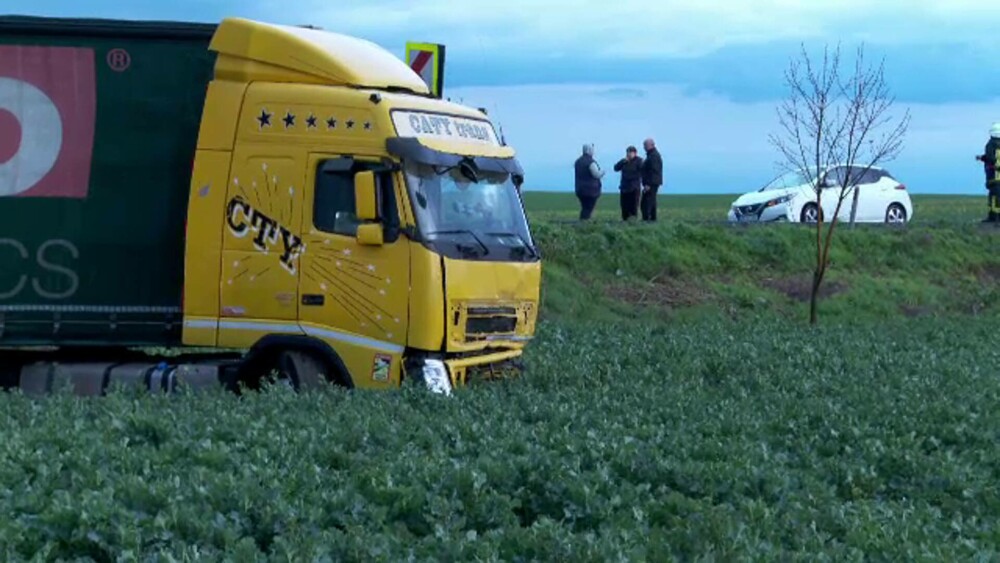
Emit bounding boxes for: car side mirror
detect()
[356,223,384,246]
[354,171,378,221]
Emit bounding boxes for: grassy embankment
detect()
[522,192,1000,323]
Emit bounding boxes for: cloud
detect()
[11,1,1000,103]
[262,0,1000,58]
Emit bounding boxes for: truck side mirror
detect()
[356,223,384,246]
[355,171,378,221]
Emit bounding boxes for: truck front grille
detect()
[466,316,517,336]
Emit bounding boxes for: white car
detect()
[727,165,913,224]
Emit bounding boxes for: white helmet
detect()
[992,122,1000,139]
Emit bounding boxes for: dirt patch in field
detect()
[761,275,849,302]
[973,263,1000,283]
[900,305,932,318]
[605,276,713,309]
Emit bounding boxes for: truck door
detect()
[219,151,305,348]
[297,155,411,386]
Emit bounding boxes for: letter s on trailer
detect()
[0,16,539,395]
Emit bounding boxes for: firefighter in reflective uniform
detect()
[976,122,1000,223]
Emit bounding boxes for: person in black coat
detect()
[640,138,663,221]
[574,143,605,220]
[613,146,643,220]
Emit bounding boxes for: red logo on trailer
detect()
[0,45,96,198]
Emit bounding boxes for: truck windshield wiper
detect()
[486,232,539,259]
[426,229,490,256]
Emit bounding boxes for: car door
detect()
[832,166,878,222]
[849,167,889,222]
[819,166,846,220]
[840,166,869,221]
[872,169,901,221]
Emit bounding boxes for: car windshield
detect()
[761,167,819,191]
[403,160,535,260]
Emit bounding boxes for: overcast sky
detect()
[9,0,1000,193]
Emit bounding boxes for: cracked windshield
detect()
[404,161,534,257]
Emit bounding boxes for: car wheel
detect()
[885,203,907,224]
[800,204,821,223]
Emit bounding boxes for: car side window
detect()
[314,161,401,241]
[853,167,881,185]
[824,167,847,187]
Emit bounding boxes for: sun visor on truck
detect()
[386,137,524,176]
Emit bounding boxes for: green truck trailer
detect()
[0,17,215,346]
[0,17,223,391]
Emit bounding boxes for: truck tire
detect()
[251,349,329,392]
[274,350,328,391]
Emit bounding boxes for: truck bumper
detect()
[445,349,523,387]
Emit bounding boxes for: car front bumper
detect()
[728,203,792,223]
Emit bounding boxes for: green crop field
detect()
[3,193,1000,559]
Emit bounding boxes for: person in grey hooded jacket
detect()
[574,143,605,220]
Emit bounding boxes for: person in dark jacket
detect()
[976,123,1000,223]
[574,143,604,220]
[613,146,643,220]
[640,138,663,221]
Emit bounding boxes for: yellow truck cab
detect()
[0,16,540,395]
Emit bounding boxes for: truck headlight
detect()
[421,359,452,396]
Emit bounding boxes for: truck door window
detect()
[314,162,399,241]
[314,168,359,236]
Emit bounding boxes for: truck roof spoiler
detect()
[387,137,523,176]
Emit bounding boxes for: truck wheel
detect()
[260,350,328,392]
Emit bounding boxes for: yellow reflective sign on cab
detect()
[405,42,445,98]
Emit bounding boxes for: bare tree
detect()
[769,44,910,325]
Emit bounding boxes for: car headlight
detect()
[766,195,794,207]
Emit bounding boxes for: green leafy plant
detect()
[2,317,1000,559]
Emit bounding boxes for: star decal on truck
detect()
[257,109,272,129]
[283,111,295,129]
[326,117,337,129]
[346,119,355,129]
[306,114,318,129]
